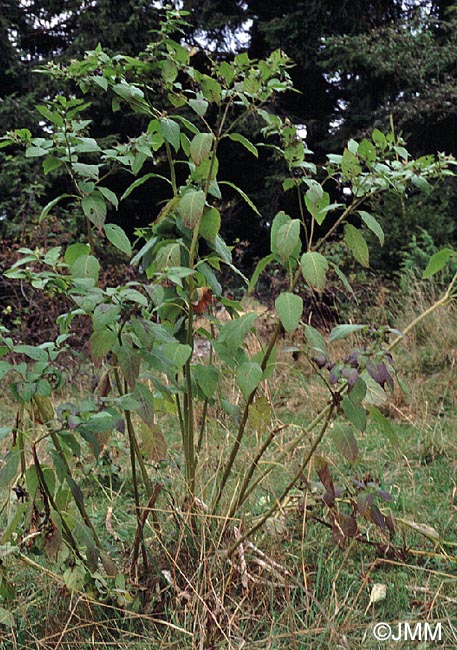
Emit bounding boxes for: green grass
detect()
[0,292,456,649]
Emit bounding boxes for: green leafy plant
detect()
[1,8,456,613]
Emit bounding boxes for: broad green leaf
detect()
[360,370,387,406]
[304,181,330,225]
[25,146,48,157]
[81,194,106,228]
[160,118,180,152]
[0,449,19,486]
[13,345,47,361]
[218,312,257,351]
[161,59,178,83]
[74,137,101,153]
[199,75,222,103]
[90,328,117,358]
[411,174,432,194]
[358,211,384,245]
[275,292,303,333]
[304,325,327,355]
[155,242,181,269]
[162,343,192,369]
[342,394,367,432]
[194,365,219,399]
[228,133,258,157]
[103,223,132,256]
[341,148,361,179]
[270,211,291,259]
[344,224,369,267]
[329,324,366,342]
[133,383,155,426]
[218,60,235,85]
[98,186,119,209]
[43,156,63,175]
[276,219,301,262]
[248,396,272,431]
[117,344,140,388]
[199,207,220,242]
[64,242,90,265]
[300,251,328,291]
[71,255,100,282]
[219,181,261,216]
[178,189,205,228]
[331,424,358,463]
[72,163,99,180]
[93,304,121,330]
[189,98,209,116]
[423,248,454,278]
[372,129,387,150]
[237,361,262,399]
[357,138,376,164]
[369,406,401,450]
[190,132,213,165]
[118,288,148,306]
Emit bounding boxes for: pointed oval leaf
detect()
[329,324,366,342]
[194,365,219,399]
[81,194,106,228]
[155,242,181,270]
[64,242,90,266]
[199,207,220,242]
[218,312,257,352]
[98,186,118,210]
[276,219,301,262]
[300,251,328,291]
[423,248,454,279]
[189,98,209,117]
[160,118,180,152]
[133,383,155,426]
[358,211,384,245]
[70,254,100,283]
[178,189,206,228]
[117,344,140,388]
[103,223,132,256]
[228,133,258,157]
[190,132,213,166]
[162,343,192,369]
[73,163,99,180]
[237,361,263,399]
[331,424,358,463]
[345,224,369,268]
[275,292,303,333]
[90,328,117,358]
[304,325,327,355]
